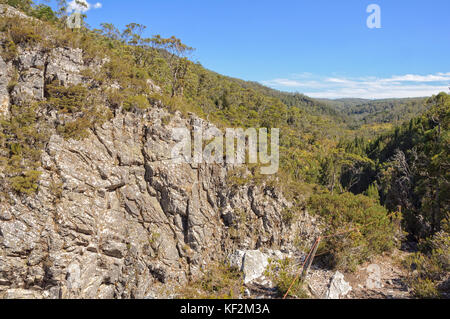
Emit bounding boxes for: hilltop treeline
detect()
[1,0,448,298]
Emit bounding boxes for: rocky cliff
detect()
[0,9,320,298]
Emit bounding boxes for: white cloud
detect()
[67,0,103,13]
[266,79,309,87]
[380,73,450,83]
[325,78,353,84]
[261,72,450,99]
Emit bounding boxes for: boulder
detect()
[325,271,352,299]
[46,47,84,86]
[242,250,269,284]
[366,264,382,289]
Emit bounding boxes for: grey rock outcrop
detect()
[0,4,31,19]
[147,79,162,94]
[228,249,270,284]
[241,250,269,284]
[9,45,86,105]
[11,54,45,103]
[325,271,352,299]
[46,47,84,86]
[228,250,246,270]
[366,264,382,289]
[0,56,10,118]
[0,103,319,298]
[228,249,291,285]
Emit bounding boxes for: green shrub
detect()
[404,231,449,298]
[4,17,42,45]
[281,207,297,225]
[45,82,111,140]
[1,40,18,62]
[56,118,91,140]
[31,4,57,23]
[178,263,244,299]
[410,278,440,299]
[46,82,88,113]
[9,170,41,194]
[265,258,309,299]
[106,89,125,108]
[123,94,150,111]
[308,192,400,271]
[1,103,47,194]
[0,0,32,13]
[365,182,380,202]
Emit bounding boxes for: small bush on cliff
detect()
[265,258,309,299]
[45,81,88,113]
[9,170,41,194]
[123,94,150,111]
[403,231,450,298]
[1,40,18,62]
[178,263,244,299]
[0,0,33,13]
[45,81,112,140]
[56,117,91,140]
[308,192,400,271]
[281,207,296,225]
[0,16,43,45]
[30,4,57,22]
[0,103,47,194]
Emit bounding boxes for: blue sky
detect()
[41,0,450,99]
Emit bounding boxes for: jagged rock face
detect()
[0,39,320,299]
[0,56,11,118]
[325,271,352,299]
[0,4,30,19]
[9,46,85,105]
[241,251,269,284]
[46,47,84,86]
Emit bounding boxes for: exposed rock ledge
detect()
[0,107,320,299]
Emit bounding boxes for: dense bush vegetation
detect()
[0,103,47,194]
[265,258,309,298]
[177,263,244,299]
[339,93,450,294]
[318,97,428,127]
[403,230,449,298]
[308,192,400,271]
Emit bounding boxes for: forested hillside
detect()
[319,97,428,127]
[0,0,448,299]
[337,93,450,297]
